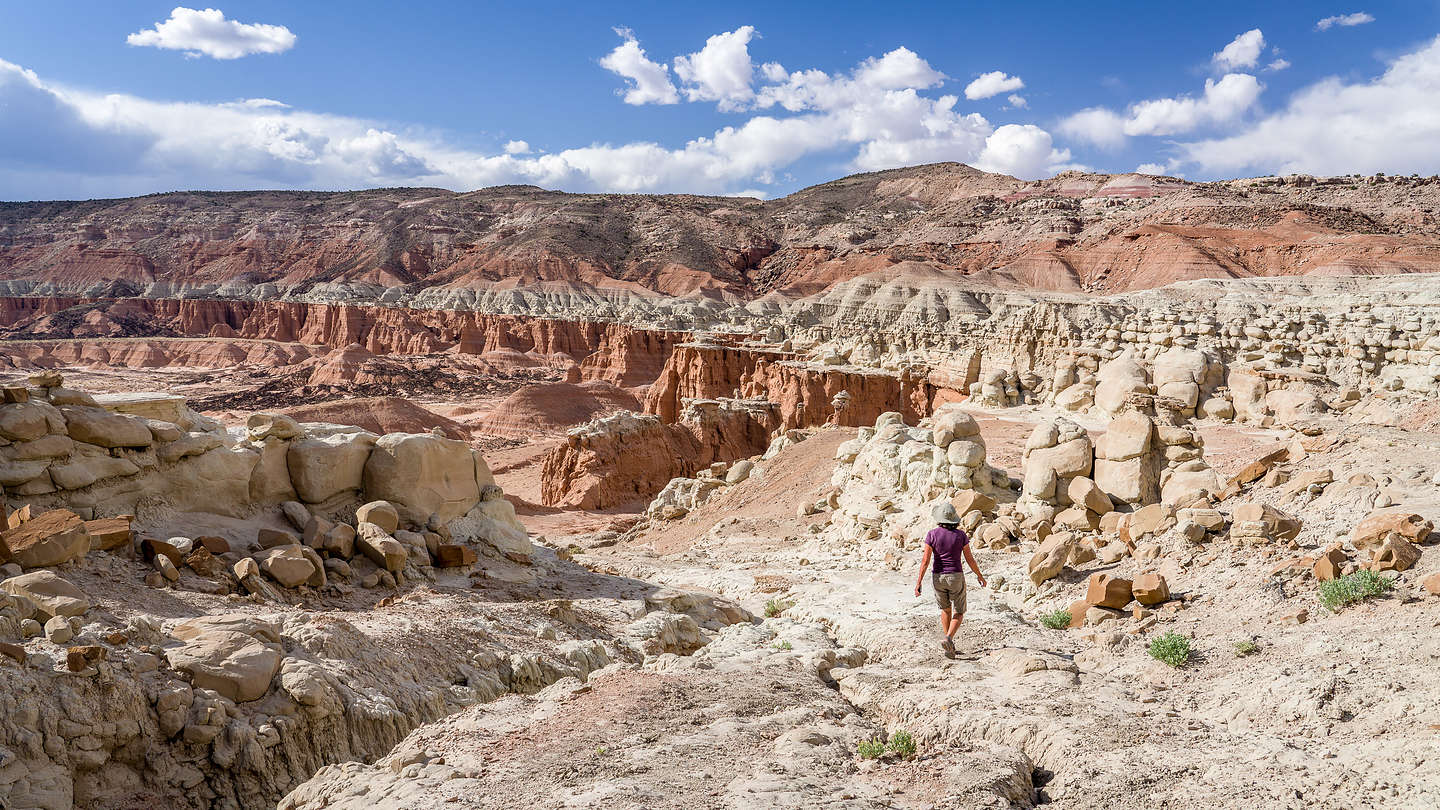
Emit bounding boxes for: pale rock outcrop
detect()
[541,400,774,510]
[1094,351,1151,415]
[829,409,1007,555]
[288,430,379,504]
[449,486,532,563]
[356,523,407,572]
[0,509,90,568]
[362,433,488,523]
[167,629,282,703]
[0,569,89,619]
[1151,347,1217,414]
[255,545,320,588]
[60,406,153,448]
[1020,417,1092,506]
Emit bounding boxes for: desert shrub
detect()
[857,738,886,759]
[772,640,793,650]
[1039,609,1071,630]
[886,730,918,759]
[1318,570,1394,612]
[764,599,793,618]
[1148,632,1191,668]
[1233,640,1259,657]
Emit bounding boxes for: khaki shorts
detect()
[933,572,967,614]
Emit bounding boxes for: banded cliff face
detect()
[2,163,1440,439]
[0,297,683,387]
[4,164,1440,307]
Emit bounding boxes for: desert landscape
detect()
[0,162,1438,810]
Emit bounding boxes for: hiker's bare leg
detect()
[938,609,951,636]
[946,614,963,639]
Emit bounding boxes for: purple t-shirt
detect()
[925,526,969,575]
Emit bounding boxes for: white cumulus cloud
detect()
[964,71,1024,100]
[1213,29,1265,71]
[673,26,758,111]
[975,124,1067,178]
[599,28,678,105]
[1134,162,1167,174]
[1123,73,1263,136]
[1181,34,1440,176]
[1317,12,1374,31]
[1006,94,1027,108]
[126,7,296,60]
[1267,58,1291,72]
[0,27,1078,201]
[1057,107,1127,149]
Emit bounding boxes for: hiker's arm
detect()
[963,544,986,588]
[914,545,932,596]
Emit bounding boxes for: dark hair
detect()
[938,523,958,531]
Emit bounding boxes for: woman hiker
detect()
[914,503,986,657]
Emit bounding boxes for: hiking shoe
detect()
[941,636,956,657]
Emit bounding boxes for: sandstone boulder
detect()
[1,504,90,567]
[50,454,141,490]
[1085,573,1132,609]
[1132,573,1170,605]
[356,523,407,572]
[1093,457,1157,506]
[323,523,357,559]
[1350,508,1433,550]
[1095,351,1151,415]
[0,509,90,568]
[1312,546,1348,581]
[1423,571,1440,596]
[1367,534,1420,573]
[246,412,304,441]
[157,445,260,518]
[931,406,981,446]
[1,570,89,619]
[1128,503,1176,539]
[356,500,400,533]
[1028,532,1075,586]
[449,487,533,564]
[287,431,378,504]
[951,489,996,517]
[84,517,133,551]
[248,437,298,503]
[61,406,153,447]
[435,543,477,567]
[254,546,318,588]
[167,630,281,703]
[281,501,311,531]
[257,528,298,549]
[1067,476,1113,515]
[363,433,486,523]
[1233,503,1302,541]
[0,402,56,442]
[1096,410,1153,462]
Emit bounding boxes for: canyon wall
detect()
[0,297,684,387]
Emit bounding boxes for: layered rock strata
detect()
[539,398,778,509]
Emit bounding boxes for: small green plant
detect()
[595,746,608,755]
[856,738,886,759]
[1318,570,1394,612]
[772,640,793,650]
[1233,640,1259,657]
[764,598,793,618]
[1039,609,1071,630]
[886,730,917,759]
[1148,632,1192,668]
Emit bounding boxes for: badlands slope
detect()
[0,163,1438,809]
[2,163,1439,308]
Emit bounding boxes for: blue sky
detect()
[2,1,1439,200]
